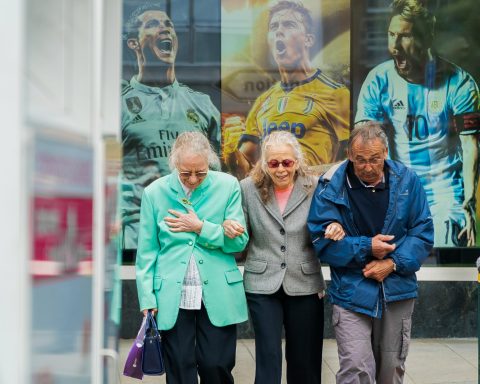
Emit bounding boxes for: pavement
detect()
[119,338,477,384]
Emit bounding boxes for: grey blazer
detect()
[240,175,326,295]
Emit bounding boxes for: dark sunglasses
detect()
[267,159,296,168]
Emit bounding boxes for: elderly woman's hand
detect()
[223,219,245,239]
[324,222,345,241]
[165,209,203,234]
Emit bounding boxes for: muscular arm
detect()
[459,134,479,246]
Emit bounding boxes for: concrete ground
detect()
[119,338,478,384]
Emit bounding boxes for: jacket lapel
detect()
[282,176,312,217]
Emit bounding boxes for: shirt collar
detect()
[346,161,387,190]
[130,76,179,95]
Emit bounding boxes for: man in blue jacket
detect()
[308,122,433,384]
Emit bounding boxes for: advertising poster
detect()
[221,0,351,179]
[352,0,480,249]
[120,0,221,254]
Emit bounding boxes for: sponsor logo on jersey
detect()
[262,120,306,139]
[303,97,314,114]
[392,99,405,110]
[126,97,143,114]
[277,97,288,113]
[186,109,200,124]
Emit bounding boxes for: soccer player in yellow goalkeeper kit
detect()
[224,1,350,179]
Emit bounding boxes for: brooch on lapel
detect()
[180,198,192,206]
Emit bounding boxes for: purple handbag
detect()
[123,317,147,380]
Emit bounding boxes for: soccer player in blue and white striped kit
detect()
[356,0,480,247]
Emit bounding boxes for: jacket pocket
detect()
[244,259,267,274]
[399,318,412,359]
[225,269,243,284]
[153,277,162,291]
[301,261,321,275]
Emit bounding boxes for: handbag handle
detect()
[145,310,160,338]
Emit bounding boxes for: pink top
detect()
[274,185,294,214]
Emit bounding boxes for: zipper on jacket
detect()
[381,281,388,313]
[383,173,399,235]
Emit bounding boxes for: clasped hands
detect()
[363,234,396,282]
[164,209,245,239]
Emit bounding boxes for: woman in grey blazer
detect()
[227,131,344,383]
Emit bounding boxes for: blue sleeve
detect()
[307,181,372,268]
[451,71,480,135]
[390,172,434,274]
[355,68,385,124]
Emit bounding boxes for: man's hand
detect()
[324,222,345,241]
[165,209,203,234]
[371,234,395,259]
[363,259,395,282]
[223,219,245,239]
[459,203,476,246]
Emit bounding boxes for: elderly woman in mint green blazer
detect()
[136,132,249,384]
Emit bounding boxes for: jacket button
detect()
[281,262,286,269]
[188,240,193,246]
[204,280,209,285]
[199,260,204,264]
[280,245,286,252]
[280,228,285,235]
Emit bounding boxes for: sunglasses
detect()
[267,159,296,168]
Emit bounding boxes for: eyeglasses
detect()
[353,157,384,166]
[267,159,296,168]
[179,171,208,178]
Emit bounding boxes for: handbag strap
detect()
[145,310,160,337]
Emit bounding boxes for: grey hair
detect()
[168,132,221,171]
[250,131,309,203]
[260,131,306,173]
[349,121,388,153]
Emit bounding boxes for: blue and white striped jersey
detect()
[356,58,480,246]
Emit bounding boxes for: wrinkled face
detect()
[177,152,208,190]
[349,138,388,185]
[265,144,298,190]
[388,15,427,81]
[267,9,313,69]
[131,10,178,65]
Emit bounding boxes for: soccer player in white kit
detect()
[121,4,220,250]
[356,0,480,247]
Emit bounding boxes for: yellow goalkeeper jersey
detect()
[243,69,350,165]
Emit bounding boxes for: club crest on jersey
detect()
[126,97,143,114]
[429,99,443,113]
[186,109,200,124]
[277,97,288,113]
[303,97,314,114]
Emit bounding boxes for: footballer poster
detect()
[352,0,480,248]
[221,0,351,179]
[120,0,221,254]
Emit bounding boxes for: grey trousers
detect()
[332,299,415,384]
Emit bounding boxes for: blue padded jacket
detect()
[307,160,434,318]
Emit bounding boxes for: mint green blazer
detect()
[136,170,249,330]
